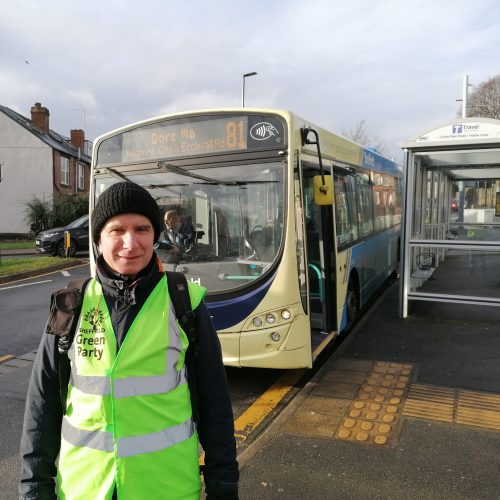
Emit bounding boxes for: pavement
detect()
[1,280,500,499]
[0,247,37,256]
[236,285,500,500]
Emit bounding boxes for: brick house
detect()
[0,102,92,236]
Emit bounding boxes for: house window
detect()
[61,157,69,185]
[78,163,85,190]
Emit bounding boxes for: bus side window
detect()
[334,175,357,248]
[356,175,374,237]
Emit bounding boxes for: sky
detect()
[1,0,499,161]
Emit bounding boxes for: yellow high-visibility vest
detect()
[57,276,205,499]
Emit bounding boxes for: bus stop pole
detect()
[457,74,469,225]
[399,148,413,318]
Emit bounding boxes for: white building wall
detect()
[0,113,53,234]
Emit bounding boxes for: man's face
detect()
[98,213,154,278]
[164,211,180,231]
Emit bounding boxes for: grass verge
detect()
[0,256,79,277]
[0,240,35,250]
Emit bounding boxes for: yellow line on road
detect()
[199,368,305,467]
[0,354,15,364]
[233,368,306,446]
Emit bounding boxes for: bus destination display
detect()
[96,114,286,165]
[122,117,249,162]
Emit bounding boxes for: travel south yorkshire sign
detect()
[415,121,500,143]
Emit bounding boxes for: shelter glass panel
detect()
[409,246,500,300]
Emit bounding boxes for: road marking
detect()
[233,368,306,446]
[61,270,71,277]
[0,354,15,364]
[198,368,306,467]
[0,279,52,291]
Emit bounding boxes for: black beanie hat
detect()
[91,182,161,244]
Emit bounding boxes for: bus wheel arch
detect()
[346,271,360,330]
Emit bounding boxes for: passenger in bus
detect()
[18,182,239,500]
[214,208,230,258]
[157,208,196,263]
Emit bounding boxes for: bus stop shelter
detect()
[399,117,500,318]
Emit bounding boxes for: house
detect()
[0,102,92,237]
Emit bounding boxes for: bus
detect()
[90,108,402,369]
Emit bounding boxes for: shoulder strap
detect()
[165,271,200,423]
[57,277,92,414]
[166,272,197,349]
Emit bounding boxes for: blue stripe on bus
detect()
[340,225,400,332]
[362,149,403,176]
[207,273,276,330]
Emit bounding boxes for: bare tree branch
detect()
[457,75,500,119]
[342,119,386,153]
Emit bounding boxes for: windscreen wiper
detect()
[102,167,130,182]
[193,180,278,186]
[145,183,189,188]
[157,161,218,184]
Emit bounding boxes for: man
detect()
[157,209,196,259]
[19,182,239,499]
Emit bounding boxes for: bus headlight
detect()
[281,309,291,320]
[252,317,263,327]
[270,332,281,342]
[265,313,276,324]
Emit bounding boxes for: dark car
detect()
[35,214,89,257]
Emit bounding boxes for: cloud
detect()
[1,0,499,160]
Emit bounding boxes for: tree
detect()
[24,192,89,236]
[462,75,500,119]
[24,196,52,236]
[52,192,89,227]
[342,120,385,154]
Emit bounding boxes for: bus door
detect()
[302,166,337,337]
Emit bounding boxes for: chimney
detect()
[70,129,85,151]
[30,102,50,134]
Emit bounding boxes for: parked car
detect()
[35,214,89,257]
[450,199,458,212]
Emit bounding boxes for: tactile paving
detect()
[285,359,500,447]
[335,361,413,446]
[457,389,500,430]
[402,384,455,422]
[403,384,500,431]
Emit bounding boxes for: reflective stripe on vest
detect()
[57,276,206,500]
[61,416,196,457]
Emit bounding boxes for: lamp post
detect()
[462,74,469,118]
[242,72,257,107]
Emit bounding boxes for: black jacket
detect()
[19,254,238,499]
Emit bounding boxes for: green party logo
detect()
[84,307,104,330]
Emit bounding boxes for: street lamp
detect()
[242,72,257,107]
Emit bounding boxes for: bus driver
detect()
[157,209,196,261]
